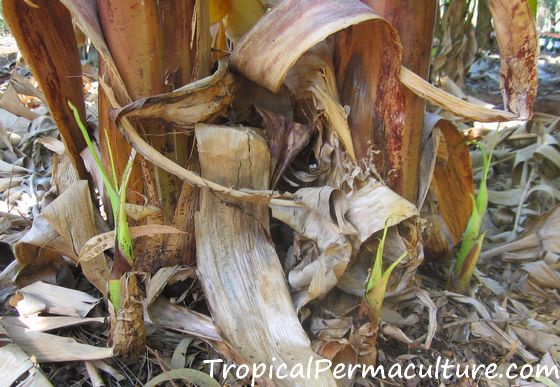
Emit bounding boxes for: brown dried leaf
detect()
[0,84,38,121]
[283,43,355,160]
[488,0,538,119]
[111,59,235,130]
[111,274,145,362]
[4,0,89,179]
[420,114,474,259]
[195,124,336,386]
[10,71,47,104]
[258,108,313,188]
[35,136,65,156]
[14,181,109,294]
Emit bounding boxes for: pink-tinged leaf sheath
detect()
[3,0,89,181]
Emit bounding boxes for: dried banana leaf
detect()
[284,43,355,160]
[111,59,235,130]
[274,181,417,308]
[231,0,404,189]
[1,316,105,332]
[11,281,99,318]
[14,181,109,294]
[481,204,560,260]
[0,317,114,363]
[195,124,336,386]
[272,186,355,310]
[0,324,52,387]
[488,0,538,119]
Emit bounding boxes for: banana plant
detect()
[69,101,134,312]
[365,223,408,315]
[450,141,495,293]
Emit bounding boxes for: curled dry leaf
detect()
[0,324,52,387]
[230,0,399,96]
[77,224,186,265]
[0,317,114,363]
[10,71,47,104]
[10,281,99,318]
[284,42,356,160]
[274,180,417,309]
[488,0,538,120]
[346,180,418,244]
[399,68,518,122]
[111,59,235,130]
[35,136,65,156]
[195,124,336,386]
[258,108,313,188]
[14,181,109,294]
[0,83,39,121]
[272,186,356,309]
[231,0,405,189]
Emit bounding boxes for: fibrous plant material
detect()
[273,180,418,309]
[284,43,356,160]
[195,124,336,386]
[231,0,405,190]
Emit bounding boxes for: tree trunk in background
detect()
[432,0,477,86]
[476,0,494,52]
[97,0,198,269]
